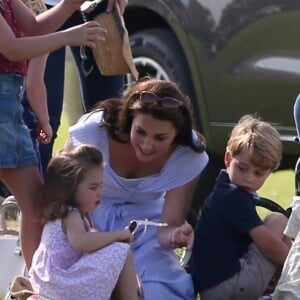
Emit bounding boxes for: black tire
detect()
[127,28,194,102]
[256,197,291,218]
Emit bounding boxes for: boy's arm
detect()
[26,55,53,144]
[249,224,291,265]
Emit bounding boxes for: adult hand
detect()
[106,0,128,15]
[169,222,194,250]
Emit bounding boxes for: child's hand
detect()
[63,21,107,49]
[36,122,53,144]
[106,0,128,15]
[118,228,134,243]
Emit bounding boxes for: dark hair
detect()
[41,144,103,222]
[94,77,205,152]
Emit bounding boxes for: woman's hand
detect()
[169,222,194,250]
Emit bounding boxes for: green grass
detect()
[258,169,295,209]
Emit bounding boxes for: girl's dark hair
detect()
[93,77,205,152]
[41,144,103,222]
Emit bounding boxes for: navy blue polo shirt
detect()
[191,170,263,293]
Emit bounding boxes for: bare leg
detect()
[0,166,44,268]
[111,251,140,300]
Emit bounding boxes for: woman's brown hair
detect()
[94,77,205,153]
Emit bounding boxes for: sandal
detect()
[5,276,51,300]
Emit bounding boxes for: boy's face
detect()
[224,148,271,193]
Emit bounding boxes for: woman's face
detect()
[130,113,178,163]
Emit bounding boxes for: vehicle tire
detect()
[127,28,195,105]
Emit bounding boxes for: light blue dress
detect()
[69,110,209,300]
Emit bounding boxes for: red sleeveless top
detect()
[0,0,27,75]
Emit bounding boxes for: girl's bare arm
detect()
[26,55,53,143]
[0,17,105,61]
[12,0,84,35]
[64,211,134,252]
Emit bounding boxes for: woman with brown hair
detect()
[65,77,209,300]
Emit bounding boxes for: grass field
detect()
[259,169,295,209]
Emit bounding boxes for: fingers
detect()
[125,229,134,243]
[106,0,115,12]
[37,126,52,144]
[37,131,50,144]
[185,230,194,250]
[82,21,107,49]
[117,0,128,15]
[171,224,194,249]
[181,222,193,235]
[181,223,194,249]
[106,0,128,15]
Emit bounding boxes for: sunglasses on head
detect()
[138,91,183,109]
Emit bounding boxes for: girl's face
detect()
[75,166,103,214]
[130,113,178,163]
[224,149,271,193]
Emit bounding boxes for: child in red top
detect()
[0,0,105,268]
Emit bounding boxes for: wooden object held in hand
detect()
[92,4,139,79]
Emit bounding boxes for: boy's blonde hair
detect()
[227,115,282,170]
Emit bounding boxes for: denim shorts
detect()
[0,73,38,168]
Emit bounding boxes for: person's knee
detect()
[264,212,288,235]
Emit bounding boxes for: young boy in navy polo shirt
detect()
[191,115,292,300]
